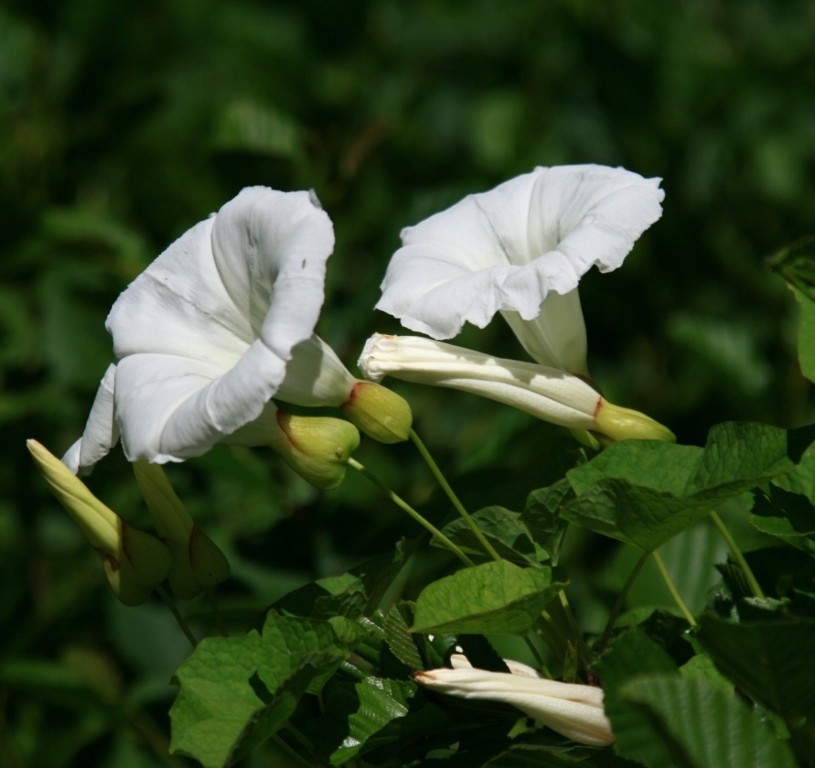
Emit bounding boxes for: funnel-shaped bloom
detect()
[63,187,402,484]
[28,440,172,606]
[415,654,614,747]
[377,164,664,376]
[360,334,675,443]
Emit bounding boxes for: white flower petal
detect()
[66,187,336,469]
[377,164,663,372]
[501,289,588,374]
[359,334,599,431]
[276,335,357,407]
[62,363,120,475]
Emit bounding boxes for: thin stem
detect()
[557,590,591,667]
[598,549,650,652]
[348,458,474,567]
[410,429,502,562]
[709,510,765,599]
[157,586,198,648]
[207,590,228,637]
[652,550,697,627]
[533,609,570,662]
[522,631,550,677]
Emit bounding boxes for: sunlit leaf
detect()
[411,561,560,635]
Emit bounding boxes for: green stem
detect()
[557,590,591,667]
[709,510,765,599]
[598,549,650,652]
[410,429,503,562]
[522,632,549,677]
[207,590,228,637]
[157,586,198,648]
[348,458,474,567]
[652,550,696,627]
[533,609,570,662]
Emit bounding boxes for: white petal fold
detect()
[416,657,614,747]
[63,363,119,475]
[359,333,600,431]
[376,164,663,373]
[65,186,342,471]
[276,335,357,407]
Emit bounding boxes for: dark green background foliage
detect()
[2,1,814,765]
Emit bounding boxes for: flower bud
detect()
[132,461,230,600]
[341,380,413,443]
[268,413,360,490]
[416,654,615,747]
[594,399,675,444]
[28,440,171,606]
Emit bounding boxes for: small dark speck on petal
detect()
[302,259,306,268]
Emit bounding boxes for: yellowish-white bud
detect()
[268,413,360,490]
[28,440,172,606]
[132,462,230,600]
[594,399,675,444]
[341,380,413,443]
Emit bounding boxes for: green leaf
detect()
[697,612,815,723]
[443,506,538,564]
[170,615,349,767]
[256,612,348,695]
[384,603,424,671]
[519,478,573,562]
[792,287,815,383]
[618,676,798,768]
[563,423,815,551]
[593,628,679,696]
[751,485,815,541]
[323,677,416,764]
[274,541,415,620]
[679,655,733,692]
[592,628,679,768]
[170,632,266,768]
[411,561,560,635]
[767,234,815,302]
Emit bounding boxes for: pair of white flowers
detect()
[63,163,670,481]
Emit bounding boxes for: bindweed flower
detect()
[415,654,615,747]
[133,461,230,600]
[62,187,408,488]
[376,164,664,377]
[360,334,674,444]
[28,440,172,606]
[369,165,673,443]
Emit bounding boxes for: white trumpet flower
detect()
[377,164,664,376]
